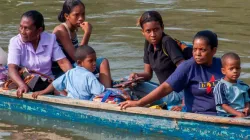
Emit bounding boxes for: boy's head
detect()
[75,45,96,72]
[221,52,241,83]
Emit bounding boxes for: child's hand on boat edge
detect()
[32,91,44,99]
[119,100,140,110]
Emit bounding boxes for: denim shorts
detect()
[153,90,184,109]
[93,57,105,74]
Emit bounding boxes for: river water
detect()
[0,0,250,139]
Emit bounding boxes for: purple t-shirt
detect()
[166,57,223,115]
[7,32,66,78]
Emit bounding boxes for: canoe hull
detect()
[0,93,249,139]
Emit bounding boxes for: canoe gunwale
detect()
[1,88,250,127]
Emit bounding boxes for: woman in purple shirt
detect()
[7,10,72,97]
[120,30,224,115]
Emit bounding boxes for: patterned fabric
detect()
[0,65,8,84]
[93,88,132,104]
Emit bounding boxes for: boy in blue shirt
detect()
[32,45,105,100]
[213,52,250,117]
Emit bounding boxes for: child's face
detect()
[141,21,163,45]
[222,58,241,83]
[78,53,96,72]
[65,4,85,28]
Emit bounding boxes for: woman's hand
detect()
[16,84,29,98]
[170,106,183,111]
[128,73,138,80]
[119,100,140,110]
[80,22,92,34]
[79,22,92,46]
[119,82,173,110]
[32,91,44,99]
[8,64,29,98]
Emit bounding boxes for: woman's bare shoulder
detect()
[53,24,70,40]
[53,24,72,46]
[53,24,67,34]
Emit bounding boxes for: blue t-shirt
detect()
[53,66,105,100]
[213,79,250,116]
[166,57,224,115]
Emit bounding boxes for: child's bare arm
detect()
[221,104,245,117]
[32,84,55,99]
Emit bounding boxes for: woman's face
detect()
[193,38,217,65]
[141,21,163,45]
[65,4,85,27]
[19,16,42,43]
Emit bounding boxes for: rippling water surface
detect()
[0,0,250,139]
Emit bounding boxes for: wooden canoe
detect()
[0,81,249,139]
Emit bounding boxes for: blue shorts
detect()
[53,57,105,78]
